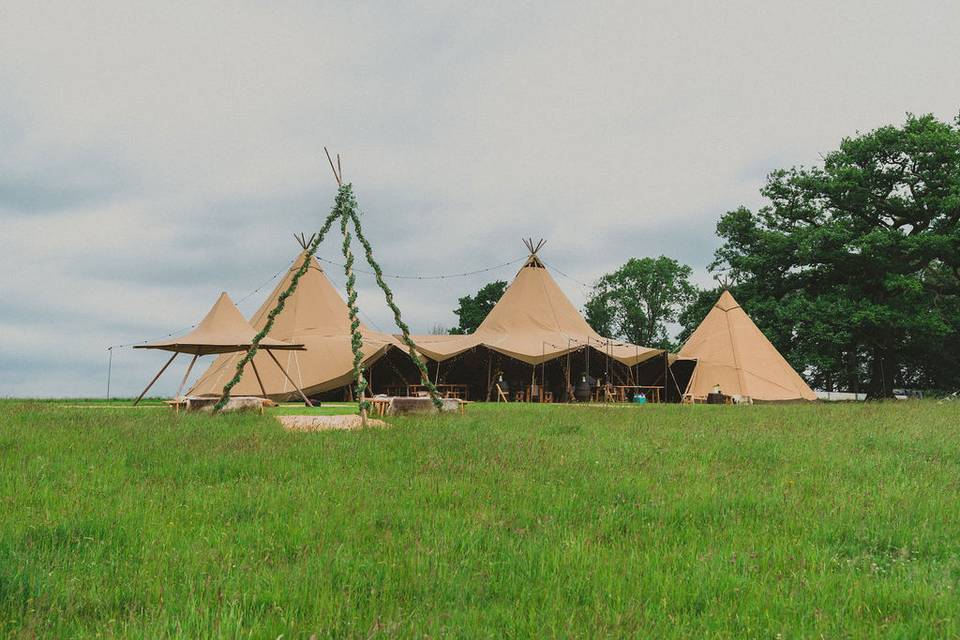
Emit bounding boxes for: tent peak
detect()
[294,232,318,251]
[714,289,741,312]
[522,238,546,268]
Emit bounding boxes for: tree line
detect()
[447,114,960,397]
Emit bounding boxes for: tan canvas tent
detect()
[188,252,400,400]
[410,248,663,367]
[136,292,304,356]
[133,292,306,404]
[677,290,816,402]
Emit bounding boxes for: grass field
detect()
[2,400,959,638]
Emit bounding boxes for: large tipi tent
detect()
[410,242,663,367]
[189,252,400,400]
[676,290,816,402]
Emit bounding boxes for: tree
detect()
[584,256,697,350]
[449,281,507,334]
[709,113,960,397]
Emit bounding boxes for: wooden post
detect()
[250,358,269,399]
[175,353,199,400]
[265,349,313,406]
[106,347,113,400]
[662,352,668,403]
[134,352,178,406]
[486,354,492,403]
[358,384,368,427]
[530,363,536,402]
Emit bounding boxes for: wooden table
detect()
[369,397,391,416]
[593,385,663,403]
[407,384,469,399]
[613,385,663,403]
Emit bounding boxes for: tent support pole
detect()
[175,353,199,400]
[249,359,269,399]
[668,358,684,401]
[663,353,668,403]
[486,354,492,402]
[265,349,313,406]
[134,352,178,406]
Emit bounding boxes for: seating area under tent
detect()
[362,343,680,404]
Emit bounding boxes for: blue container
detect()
[632,393,647,404]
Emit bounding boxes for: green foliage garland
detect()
[348,209,443,410]
[339,194,370,414]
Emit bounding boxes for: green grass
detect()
[1,400,959,638]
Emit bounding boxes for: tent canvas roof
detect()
[411,251,662,366]
[135,292,304,356]
[677,290,816,401]
[189,254,398,398]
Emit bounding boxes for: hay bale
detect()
[186,396,267,413]
[387,397,461,416]
[277,415,387,431]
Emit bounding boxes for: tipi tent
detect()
[189,252,400,400]
[411,243,663,367]
[133,292,305,403]
[676,290,816,402]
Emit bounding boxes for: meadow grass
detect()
[1,400,959,638]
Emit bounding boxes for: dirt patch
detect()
[277,415,388,432]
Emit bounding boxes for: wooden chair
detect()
[495,384,509,403]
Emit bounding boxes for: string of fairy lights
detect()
[103,252,597,398]
[104,254,591,351]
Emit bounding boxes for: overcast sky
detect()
[2,1,959,397]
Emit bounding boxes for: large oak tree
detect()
[708,113,960,397]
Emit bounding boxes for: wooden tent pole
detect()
[175,353,199,400]
[486,353,492,402]
[265,349,313,406]
[134,352,178,406]
[249,359,269,399]
[663,353,668,403]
